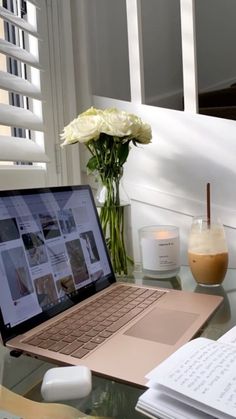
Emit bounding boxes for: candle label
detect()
[141,237,180,271]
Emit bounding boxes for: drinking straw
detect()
[207,182,211,228]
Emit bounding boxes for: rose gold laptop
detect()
[0,185,222,387]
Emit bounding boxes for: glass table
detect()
[1,265,236,418]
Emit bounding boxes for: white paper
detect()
[136,388,212,419]
[218,325,236,345]
[147,337,236,418]
[137,328,236,419]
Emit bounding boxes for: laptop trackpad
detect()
[124,307,199,345]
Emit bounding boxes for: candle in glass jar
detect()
[139,225,180,278]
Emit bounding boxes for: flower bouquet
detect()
[61,107,152,275]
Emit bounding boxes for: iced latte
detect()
[188,217,228,286]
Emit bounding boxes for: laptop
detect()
[0,185,223,387]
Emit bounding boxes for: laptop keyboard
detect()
[23,284,166,359]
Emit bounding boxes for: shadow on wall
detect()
[126,109,236,223]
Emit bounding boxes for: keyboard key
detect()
[60,340,84,355]
[106,307,143,333]
[77,335,91,343]
[83,341,98,350]
[24,337,42,346]
[91,336,105,344]
[99,330,113,338]
[71,330,84,338]
[62,335,76,343]
[72,348,90,358]
[38,339,55,349]
[93,324,106,332]
[85,329,99,337]
[100,320,113,327]
[49,341,68,352]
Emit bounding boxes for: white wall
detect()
[93,97,236,268]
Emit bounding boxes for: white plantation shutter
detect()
[0,0,49,163]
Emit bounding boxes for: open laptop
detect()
[0,185,223,387]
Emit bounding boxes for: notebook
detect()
[0,185,223,387]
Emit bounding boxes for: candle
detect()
[139,225,180,279]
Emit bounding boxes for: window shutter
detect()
[0,0,49,163]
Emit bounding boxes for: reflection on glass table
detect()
[1,266,236,419]
[142,274,182,290]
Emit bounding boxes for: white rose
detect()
[102,108,138,138]
[135,122,152,144]
[80,107,104,117]
[61,114,103,145]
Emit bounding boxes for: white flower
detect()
[135,122,152,144]
[101,108,140,138]
[61,113,104,145]
[80,107,103,117]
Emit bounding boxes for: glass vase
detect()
[95,170,131,276]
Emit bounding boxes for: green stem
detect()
[98,175,130,275]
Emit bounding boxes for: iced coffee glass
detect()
[188,216,228,286]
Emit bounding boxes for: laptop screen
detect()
[0,185,115,343]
